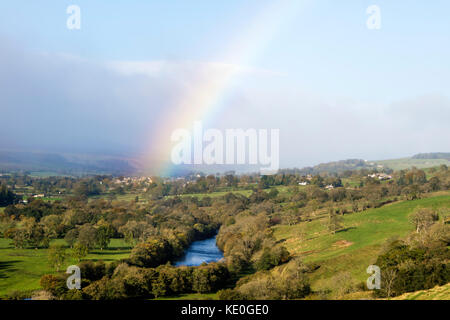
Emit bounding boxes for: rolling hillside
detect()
[273,192,450,297]
[374,158,449,171]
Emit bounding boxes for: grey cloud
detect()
[0,39,181,155]
[0,37,449,170]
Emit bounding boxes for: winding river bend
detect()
[175,235,224,267]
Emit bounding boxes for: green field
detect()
[165,189,254,200]
[22,196,63,202]
[28,172,75,178]
[165,185,296,201]
[273,192,450,291]
[89,193,145,202]
[375,158,449,171]
[392,283,450,300]
[0,238,131,298]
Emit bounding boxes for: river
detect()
[174,235,224,267]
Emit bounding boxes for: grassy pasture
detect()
[0,238,131,298]
[28,172,74,178]
[171,185,298,200]
[273,192,450,290]
[165,189,254,200]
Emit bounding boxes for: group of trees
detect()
[375,207,449,298]
[218,258,312,300]
[217,213,290,273]
[1,163,448,202]
[0,191,220,252]
[41,260,231,300]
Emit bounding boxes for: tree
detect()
[151,276,167,298]
[268,188,279,199]
[40,274,67,296]
[428,177,441,191]
[383,269,398,299]
[5,227,27,249]
[192,268,212,293]
[327,207,343,234]
[78,224,98,249]
[375,239,449,298]
[64,229,79,248]
[72,242,89,262]
[409,207,438,233]
[96,225,113,250]
[41,214,63,240]
[74,180,101,198]
[48,244,66,272]
[119,220,142,246]
[285,208,300,226]
[129,238,173,268]
[21,217,45,248]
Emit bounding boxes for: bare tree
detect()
[383,269,397,299]
[409,207,438,233]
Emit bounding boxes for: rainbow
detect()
[144,0,309,176]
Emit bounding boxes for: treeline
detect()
[1,194,219,255]
[41,261,231,300]
[279,159,378,175]
[144,165,447,199]
[218,258,313,300]
[0,174,77,194]
[1,163,447,201]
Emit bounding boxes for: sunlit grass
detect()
[156,292,218,300]
[273,192,450,290]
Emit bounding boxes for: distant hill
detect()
[412,152,450,160]
[0,150,138,176]
[283,154,450,175]
[1,150,449,177]
[375,157,449,171]
[280,159,377,175]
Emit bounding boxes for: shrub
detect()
[40,274,67,297]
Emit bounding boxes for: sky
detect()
[0,0,449,172]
